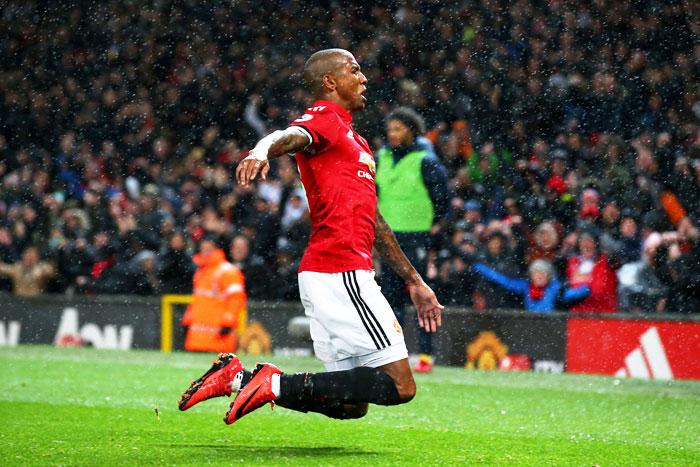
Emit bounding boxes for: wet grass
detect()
[0,346,698,466]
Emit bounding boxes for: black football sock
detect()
[276,367,401,410]
[275,396,355,419]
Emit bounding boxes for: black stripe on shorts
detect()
[350,271,390,348]
[342,271,382,350]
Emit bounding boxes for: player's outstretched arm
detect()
[374,210,444,332]
[236,127,311,186]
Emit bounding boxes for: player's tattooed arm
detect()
[265,130,311,159]
[374,210,422,285]
[236,127,311,186]
[374,210,444,332]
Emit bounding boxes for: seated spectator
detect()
[565,229,618,312]
[0,245,56,296]
[470,259,589,313]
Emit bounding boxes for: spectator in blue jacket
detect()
[472,259,590,313]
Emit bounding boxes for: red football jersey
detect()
[291,100,376,273]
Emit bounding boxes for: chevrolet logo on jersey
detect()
[358,151,376,174]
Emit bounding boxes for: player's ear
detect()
[322,73,336,92]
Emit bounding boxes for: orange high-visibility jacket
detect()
[182,248,246,352]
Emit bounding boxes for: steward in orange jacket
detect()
[182,239,246,352]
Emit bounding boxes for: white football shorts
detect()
[298,269,408,371]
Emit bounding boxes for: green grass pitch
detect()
[0,346,698,466]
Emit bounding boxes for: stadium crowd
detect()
[1,0,699,313]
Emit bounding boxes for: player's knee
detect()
[395,377,416,403]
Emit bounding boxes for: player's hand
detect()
[236,155,270,186]
[407,280,444,333]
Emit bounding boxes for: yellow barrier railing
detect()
[160,294,191,352]
[160,294,247,352]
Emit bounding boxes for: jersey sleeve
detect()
[290,108,341,154]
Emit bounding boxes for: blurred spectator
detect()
[0,246,56,296]
[617,232,670,313]
[462,200,485,236]
[473,231,521,310]
[56,236,97,294]
[229,234,268,298]
[269,244,301,301]
[611,209,643,266]
[0,225,20,292]
[578,189,601,223]
[130,250,161,296]
[432,229,479,307]
[471,259,590,313]
[527,221,562,266]
[159,232,194,294]
[658,218,700,314]
[565,230,618,313]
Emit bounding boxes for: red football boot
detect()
[413,354,434,373]
[224,363,281,425]
[178,353,244,411]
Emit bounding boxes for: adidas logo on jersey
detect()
[614,327,673,380]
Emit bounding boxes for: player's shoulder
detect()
[292,104,337,125]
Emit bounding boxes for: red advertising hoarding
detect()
[566,318,700,380]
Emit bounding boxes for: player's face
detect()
[334,54,367,112]
[386,119,413,148]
